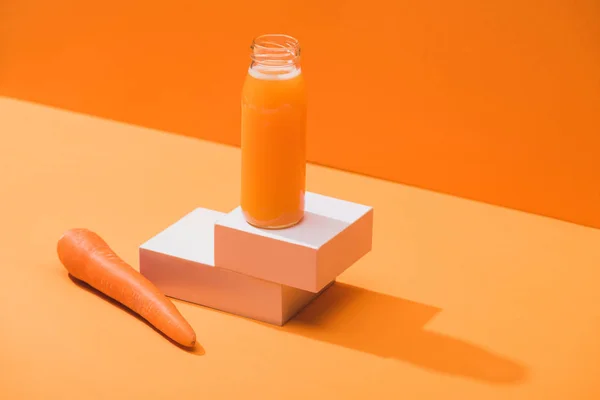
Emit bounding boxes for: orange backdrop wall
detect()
[2,1,599,228]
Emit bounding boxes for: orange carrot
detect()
[57,228,196,348]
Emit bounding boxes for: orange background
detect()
[2,1,599,228]
[2,97,600,399]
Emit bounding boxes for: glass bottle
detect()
[240,34,307,229]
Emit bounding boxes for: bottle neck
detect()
[249,34,301,78]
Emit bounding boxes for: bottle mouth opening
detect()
[250,34,301,66]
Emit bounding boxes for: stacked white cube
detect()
[139,192,373,325]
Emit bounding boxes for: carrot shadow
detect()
[67,274,205,356]
[278,282,528,384]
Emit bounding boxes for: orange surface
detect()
[241,64,307,228]
[2,1,599,229]
[2,97,600,399]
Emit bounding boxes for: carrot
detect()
[57,228,196,348]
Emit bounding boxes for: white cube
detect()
[139,208,331,326]
[214,192,373,292]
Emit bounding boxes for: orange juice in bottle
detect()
[241,34,307,229]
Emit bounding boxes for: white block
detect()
[139,208,331,326]
[214,192,373,292]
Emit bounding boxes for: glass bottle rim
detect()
[250,34,301,66]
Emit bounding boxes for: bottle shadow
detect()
[272,282,529,384]
[66,274,205,356]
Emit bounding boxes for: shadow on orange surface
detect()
[281,282,528,384]
[66,273,206,356]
